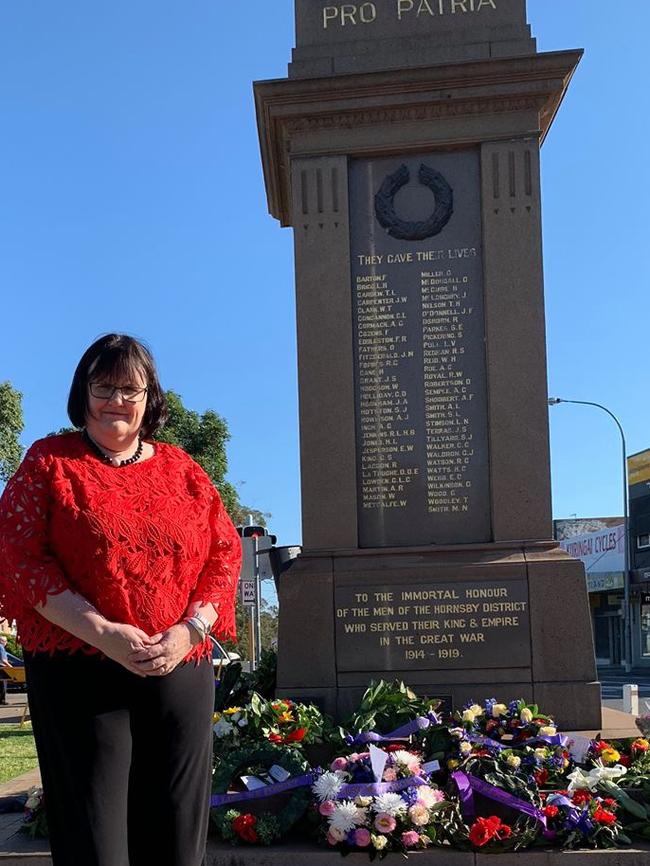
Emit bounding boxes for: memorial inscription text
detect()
[335,580,531,672]
[322,1,498,30]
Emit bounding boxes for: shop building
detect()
[554,518,625,667]
[629,448,650,664]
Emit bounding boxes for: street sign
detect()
[241,579,257,607]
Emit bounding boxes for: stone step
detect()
[1,836,650,865]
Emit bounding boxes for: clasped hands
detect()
[99,621,202,677]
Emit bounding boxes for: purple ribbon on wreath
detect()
[451,770,554,839]
[467,732,568,752]
[210,773,315,808]
[345,712,441,746]
[336,776,428,800]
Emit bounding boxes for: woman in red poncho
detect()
[0,334,242,866]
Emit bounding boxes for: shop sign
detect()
[585,572,625,593]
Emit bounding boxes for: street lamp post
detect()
[548,398,632,673]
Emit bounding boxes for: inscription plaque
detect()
[349,150,490,548]
[335,580,531,672]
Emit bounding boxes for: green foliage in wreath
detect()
[211,743,311,845]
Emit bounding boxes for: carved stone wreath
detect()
[374,163,454,242]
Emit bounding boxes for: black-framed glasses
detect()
[89,384,148,403]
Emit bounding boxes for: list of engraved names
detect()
[349,151,491,547]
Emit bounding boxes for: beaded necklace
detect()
[83,429,143,467]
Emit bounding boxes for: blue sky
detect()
[1,1,648,558]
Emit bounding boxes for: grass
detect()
[0,723,39,785]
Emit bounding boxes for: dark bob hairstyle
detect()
[67,334,168,438]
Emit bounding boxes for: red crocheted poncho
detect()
[0,433,242,663]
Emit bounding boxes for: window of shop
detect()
[642,594,650,658]
[638,533,650,549]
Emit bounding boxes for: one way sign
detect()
[241,579,257,607]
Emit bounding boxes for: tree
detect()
[227,596,278,658]
[155,390,267,525]
[0,382,24,483]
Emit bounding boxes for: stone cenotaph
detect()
[255,0,600,730]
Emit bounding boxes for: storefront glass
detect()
[641,600,650,658]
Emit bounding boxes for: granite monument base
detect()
[276,543,601,731]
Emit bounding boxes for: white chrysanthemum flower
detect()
[393,750,421,771]
[416,786,444,808]
[373,792,408,817]
[330,800,366,833]
[312,771,345,803]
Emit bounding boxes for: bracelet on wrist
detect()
[184,616,206,643]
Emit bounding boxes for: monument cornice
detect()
[255,49,582,225]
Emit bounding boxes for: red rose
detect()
[534,769,549,786]
[618,755,631,767]
[267,733,283,744]
[592,740,609,753]
[233,814,259,843]
[602,798,617,809]
[593,807,617,826]
[571,790,591,806]
[543,805,559,819]
[284,727,307,743]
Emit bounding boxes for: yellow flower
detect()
[491,703,508,718]
[224,707,242,716]
[371,834,388,850]
[539,725,557,737]
[277,710,295,724]
[520,708,533,724]
[447,759,460,770]
[601,748,621,765]
[213,712,222,723]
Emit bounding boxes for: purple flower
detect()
[402,787,421,806]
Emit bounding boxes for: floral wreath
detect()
[211,743,312,845]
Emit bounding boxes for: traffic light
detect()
[236,525,277,544]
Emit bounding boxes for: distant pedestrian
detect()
[0,334,242,866]
[0,636,10,705]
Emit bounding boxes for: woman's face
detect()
[85,367,149,444]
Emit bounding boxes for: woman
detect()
[0,334,241,866]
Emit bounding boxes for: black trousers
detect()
[24,650,215,866]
